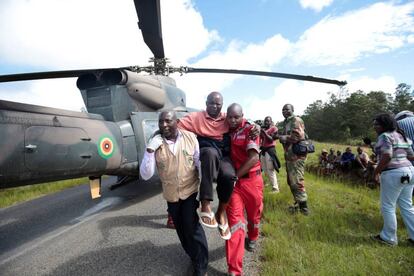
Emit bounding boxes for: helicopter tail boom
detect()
[0,100,139,189]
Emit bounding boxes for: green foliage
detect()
[393,83,414,113]
[260,142,414,275]
[302,83,413,143]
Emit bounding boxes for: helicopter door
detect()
[24,126,90,172]
[129,112,159,164]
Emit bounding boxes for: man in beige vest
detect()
[140,111,208,276]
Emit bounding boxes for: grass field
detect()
[0,178,88,208]
[259,143,414,275]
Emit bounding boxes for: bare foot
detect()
[200,200,211,213]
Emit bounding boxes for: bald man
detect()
[224,103,264,275]
[178,92,237,232]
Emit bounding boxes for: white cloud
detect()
[176,34,292,110]
[242,75,397,122]
[339,67,365,74]
[0,79,85,111]
[299,0,334,12]
[0,0,216,69]
[344,75,397,95]
[194,35,291,69]
[161,0,220,64]
[292,2,414,66]
[0,0,145,68]
[0,0,218,111]
[243,80,339,122]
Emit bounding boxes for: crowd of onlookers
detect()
[317,145,377,186]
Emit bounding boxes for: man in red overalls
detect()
[225,103,264,276]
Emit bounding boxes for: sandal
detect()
[218,222,231,240]
[199,211,218,228]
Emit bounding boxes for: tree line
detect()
[300,83,413,143]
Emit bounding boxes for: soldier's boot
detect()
[288,201,299,214]
[299,201,310,216]
[245,238,257,252]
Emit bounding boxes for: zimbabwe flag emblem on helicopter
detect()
[98,136,116,159]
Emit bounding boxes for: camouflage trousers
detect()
[285,158,307,202]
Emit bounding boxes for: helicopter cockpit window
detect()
[142,120,159,144]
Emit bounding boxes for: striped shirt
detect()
[397,116,414,151]
[375,131,414,170]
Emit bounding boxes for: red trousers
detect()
[225,174,264,275]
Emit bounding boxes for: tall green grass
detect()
[0,178,88,208]
[260,143,414,275]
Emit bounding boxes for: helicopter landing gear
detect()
[109,176,136,190]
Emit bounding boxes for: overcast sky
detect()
[0,0,413,121]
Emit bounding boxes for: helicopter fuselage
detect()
[0,71,191,195]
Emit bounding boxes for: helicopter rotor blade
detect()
[0,69,97,83]
[184,67,347,86]
[133,0,165,59]
[0,68,129,83]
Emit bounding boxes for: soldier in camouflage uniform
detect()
[279,104,309,215]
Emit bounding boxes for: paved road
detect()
[0,177,260,275]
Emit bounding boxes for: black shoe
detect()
[245,238,256,252]
[189,263,207,276]
[288,202,299,214]
[299,201,310,216]
[370,234,396,246]
[299,207,310,216]
[407,238,414,246]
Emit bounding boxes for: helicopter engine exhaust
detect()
[76,73,99,90]
[100,69,166,110]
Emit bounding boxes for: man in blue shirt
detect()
[340,147,355,172]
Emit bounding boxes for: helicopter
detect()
[0,0,346,198]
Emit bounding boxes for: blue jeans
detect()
[379,166,414,244]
